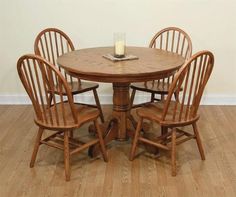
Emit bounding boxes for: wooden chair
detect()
[129,50,214,176]
[34,28,104,123]
[17,54,108,181]
[130,27,192,108]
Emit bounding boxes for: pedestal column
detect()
[112,82,130,140]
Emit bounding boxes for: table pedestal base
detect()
[89,83,137,157]
[88,82,157,157]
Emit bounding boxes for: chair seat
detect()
[55,81,99,95]
[136,101,199,127]
[35,102,100,130]
[130,81,171,94]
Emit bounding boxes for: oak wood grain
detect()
[17,54,108,181]
[130,51,214,176]
[57,46,185,83]
[0,105,236,196]
[57,47,185,143]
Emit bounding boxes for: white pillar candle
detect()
[115,40,125,56]
[114,32,126,57]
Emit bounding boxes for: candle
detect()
[114,32,126,58]
[115,40,125,56]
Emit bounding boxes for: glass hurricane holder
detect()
[114,33,126,58]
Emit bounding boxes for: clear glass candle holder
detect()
[114,33,126,58]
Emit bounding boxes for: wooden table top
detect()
[57,46,185,83]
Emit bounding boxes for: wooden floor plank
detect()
[0,105,236,197]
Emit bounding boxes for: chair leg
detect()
[69,130,74,138]
[151,93,155,102]
[129,118,143,161]
[93,89,105,123]
[48,93,53,107]
[192,122,205,160]
[30,128,44,168]
[160,94,165,101]
[64,131,71,181]
[94,120,108,162]
[174,92,180,102]
[130,89,136,109]
[161,126,168,135]
[171,128,177,176]
[161,126,168,145]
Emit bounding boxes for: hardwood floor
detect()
[0,105,236,197]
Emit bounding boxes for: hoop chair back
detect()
[17,54,78,129]
[34,28,77,84]
[161,51,214,125]
[129,27,193,107]
[149,27,192,60]
[34,28,75,65]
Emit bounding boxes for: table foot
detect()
[88,114,160,158]
[88,118,119,157]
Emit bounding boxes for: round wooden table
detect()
[57,46,185,155]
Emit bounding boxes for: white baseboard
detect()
[0,94,235,105]
[200,95,236,105]
[0,94,112,105]
[0,94,32,104]
[133,94,236,105]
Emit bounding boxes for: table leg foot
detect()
[88,118,118,158]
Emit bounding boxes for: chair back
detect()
[34,28,77,84]
[148,27,192,88]
[34,28,75,64]
[149,27,192,59]
[161,51,214,123]
[17,54,78,127]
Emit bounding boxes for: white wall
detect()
[0,0,236,104]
